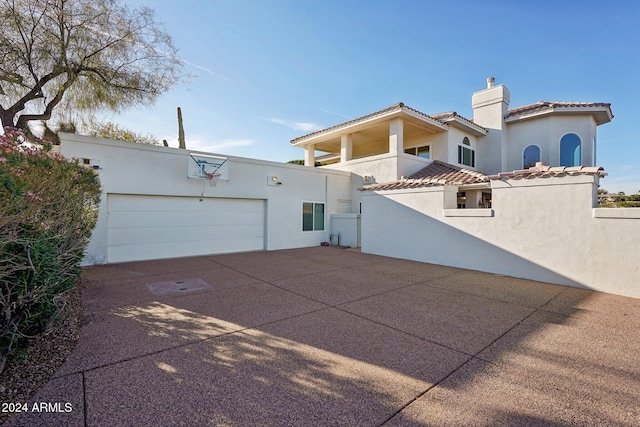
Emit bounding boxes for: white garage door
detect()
[107,194,265,263]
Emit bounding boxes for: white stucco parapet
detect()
[487,162,606,181]
[593,208,640,219]
[488,172,601,189]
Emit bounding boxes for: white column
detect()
[443,185,458,209]
[340,134,353,163]
[389,118,404,154]
[466,190,481,208]
[304,145,315,167]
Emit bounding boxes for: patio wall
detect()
[360,175,640,298]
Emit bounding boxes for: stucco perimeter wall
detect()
[322,153,399,184]
[60,134,353,265]
[360,176,640,298]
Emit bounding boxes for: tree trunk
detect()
[0,110,16,129]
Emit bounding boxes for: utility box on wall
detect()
[330,213,360,247]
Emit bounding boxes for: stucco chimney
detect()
[472,79,510,129]
[472,77,510,174]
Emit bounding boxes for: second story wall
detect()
[505,115,597,171]
[446,127,480,170]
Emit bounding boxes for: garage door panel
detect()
[106,194,265,262]
[107,224,265,246]
[109,210,264,229]
[107,238,264,264]
[108,195,262,211]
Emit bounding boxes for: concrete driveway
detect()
[6,247,640,426]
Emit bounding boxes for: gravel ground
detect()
[0,282,84,425]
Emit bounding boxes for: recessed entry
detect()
[147,278,212,296]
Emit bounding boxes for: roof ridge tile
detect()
[488,162,607,181]
[361,160,489,191]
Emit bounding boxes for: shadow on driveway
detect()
[6,247,640,426]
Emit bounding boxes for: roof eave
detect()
[505,106,613,125]
[291,107,402,146]
[291,104,449,146]
[443,116,487,136]
[401,107,450,132]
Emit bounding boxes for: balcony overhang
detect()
[291,103,448,151]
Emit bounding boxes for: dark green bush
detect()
[0,127,101,373]
[617,201,640,208]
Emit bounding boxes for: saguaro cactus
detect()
[177,107,186,149]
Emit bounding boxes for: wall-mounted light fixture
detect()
[82,158,101,170]
[268,175,283,186]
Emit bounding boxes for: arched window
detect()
[523,145,541,169]
[560,133,581,167]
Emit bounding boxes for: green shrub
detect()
[0,127,101,373]
[618,201,640,208]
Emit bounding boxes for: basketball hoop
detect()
[205,172,221,187]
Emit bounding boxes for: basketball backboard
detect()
[187,153,229,181]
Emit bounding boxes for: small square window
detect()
[417,146,430,159]
[302,202,325,231]
[404,145,430,159]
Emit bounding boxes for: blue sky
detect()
[113,0,640,193]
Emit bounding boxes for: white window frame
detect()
[522,144,541,169]
[559,132,582,167]
[458,146,475,167]
[302,201,325,232]
[404,144,431,159]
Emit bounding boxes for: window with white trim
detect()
[560,133,581,166]
[523,145,541,168]
[302,202,324,231]
[458,137,475,167]
[404,145,430,159]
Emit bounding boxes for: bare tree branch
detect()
[0,0,185,130]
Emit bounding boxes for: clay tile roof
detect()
[428,111,487,132]
[505,101,612,119]
[360,160,489,191]
[487,162,607,180]
[428,112,456,120]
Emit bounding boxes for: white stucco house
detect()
[60,78,640,298]
[291,77,612,204]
